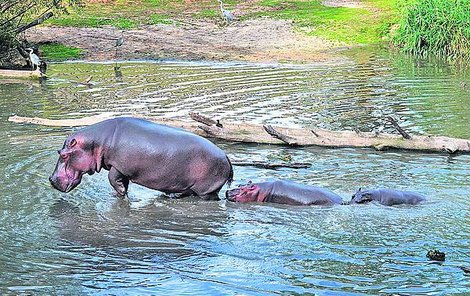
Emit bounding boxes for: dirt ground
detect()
[27,17,350,64]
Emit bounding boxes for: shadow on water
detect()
[0,47,469,295]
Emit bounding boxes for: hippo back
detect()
[266,180,342,205]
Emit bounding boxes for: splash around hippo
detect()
[226,180,343,206]
[350,188,426,206]
[49,117,233,200]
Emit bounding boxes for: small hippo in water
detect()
[350,188,426,206]
[226,180,343,206]
[49,117,233,200]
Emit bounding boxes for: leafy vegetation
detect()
[0,1,76,51]
[392,0,470,60]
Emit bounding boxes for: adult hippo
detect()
[49,117,233,200]
[226,180,343,206]
[350,188,426,206]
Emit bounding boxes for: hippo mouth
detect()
[49,177,81,193]
[49,164,83,193]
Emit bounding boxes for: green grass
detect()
[148,13,174,25]
[193,9,219,19]
[48,0,182,28]
[46,0,398,45]
[47,0,238,28]
[392,0,470,60]
[40,43,83,61]
[254,0,399,45]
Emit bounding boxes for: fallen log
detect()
[0,69,43,79]
[7,113,470,154]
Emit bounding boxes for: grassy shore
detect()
[48,0,398,44]
[40,43,83,61]
[42,0,468,61]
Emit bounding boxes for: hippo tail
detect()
[226,156,234,187]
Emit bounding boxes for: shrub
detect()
[392,0,470,60]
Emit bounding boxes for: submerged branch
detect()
[231,160,311,169]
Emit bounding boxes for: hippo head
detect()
[225,182,264,202]
[49,135,101,193]
[350,188,373,204]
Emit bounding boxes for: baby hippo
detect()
[226,180,343,206]
[351,188,426,206]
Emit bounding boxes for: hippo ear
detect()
[247,184,257,190]
[247,180,252,185]
[358,187,362,192]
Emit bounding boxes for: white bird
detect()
[218,0,234,24]
[26,48,41,71]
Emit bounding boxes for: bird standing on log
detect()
[218,0,234,24]
[26,48,41,71]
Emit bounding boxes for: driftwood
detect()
[8,113,470,154]
[231,160,311,169]
[0,69,44,78]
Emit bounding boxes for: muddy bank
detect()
[27,18,348,63]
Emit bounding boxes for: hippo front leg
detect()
[108,167,129,198]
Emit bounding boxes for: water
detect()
[1,48,469,295]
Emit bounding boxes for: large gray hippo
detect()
[49,117,233,200]
[350,188,426,206]
[226,180,343,206]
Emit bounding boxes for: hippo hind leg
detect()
[191,179,224,201]
[108,167,129,198]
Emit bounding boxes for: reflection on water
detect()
[0,48,469,295]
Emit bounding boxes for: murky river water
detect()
[1,49,469,295]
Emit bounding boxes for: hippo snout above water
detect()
[49,117,233,200]
[226,180,343,206]
[350,188,426,206]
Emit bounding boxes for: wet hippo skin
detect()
[49,117,233,200]
[226,180,343,206]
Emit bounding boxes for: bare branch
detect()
[15,11,54,34]
[189,111,218,126]
[263,124,298,146]
[387,116,412,140]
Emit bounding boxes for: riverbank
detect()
[25,0,397,63]
[27,19,345,63]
